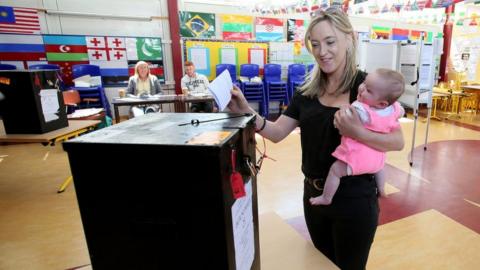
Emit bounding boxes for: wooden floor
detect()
[0,110,479,269]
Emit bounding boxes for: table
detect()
[0,120,101,192]
[461,85,480,113]
[112,95,215,122]
[0,120,100,146]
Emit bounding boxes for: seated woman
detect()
[126,61,163,116]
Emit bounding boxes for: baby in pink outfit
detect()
[310,68,405,205]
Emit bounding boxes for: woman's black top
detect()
[284,70,367,180]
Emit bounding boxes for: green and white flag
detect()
[126,37,162,61]
[179,11,215,38]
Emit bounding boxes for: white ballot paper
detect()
[208,69,232,111]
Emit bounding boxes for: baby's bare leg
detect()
[309,160,348,205]
[375,168,387,197]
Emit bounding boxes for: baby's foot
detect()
[309,196,332,205]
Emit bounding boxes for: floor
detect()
[0,110,479,269]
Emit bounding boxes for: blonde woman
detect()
[126,61,163,115]
[228,7,404,269]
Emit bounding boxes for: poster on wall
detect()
[248,48,266,69]
[188,47,210,76]
[179,11,215,38]
[222,15,253,40]
[220,47,237,66]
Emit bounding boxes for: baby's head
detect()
[357,68,405,109]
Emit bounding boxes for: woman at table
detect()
[126,61,163,116]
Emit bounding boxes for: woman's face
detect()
[309,20,349,77]
[138,64,149,79]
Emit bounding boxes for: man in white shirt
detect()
[180,61,213,112]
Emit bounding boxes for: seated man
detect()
[181,61,213,112]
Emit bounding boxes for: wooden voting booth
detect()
[63,113,260,270]
[0,70,67,134]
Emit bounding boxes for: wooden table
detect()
[112,95,216,123]
[461,85,480,113]
[0,120,100,146]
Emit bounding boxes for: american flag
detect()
[0,6,41,34]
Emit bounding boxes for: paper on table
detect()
[208,69,232,111]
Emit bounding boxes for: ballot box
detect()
[63,113,260,270]
[0,70,67,134]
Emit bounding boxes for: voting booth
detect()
[0,70,67,134]
[63,113,260,270]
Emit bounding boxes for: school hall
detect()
[1,1,479,269]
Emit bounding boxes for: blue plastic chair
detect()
[239,64,267,117]
[264,64,288,116]
[287,64,306,100]
[29,64,60,70]
[71,64,111,116]
[216,64,237,83]
[0,64,17,70]
[307,64,315,73]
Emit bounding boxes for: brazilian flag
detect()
[179,11,215,38]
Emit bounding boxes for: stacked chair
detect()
[239,64,267,117]
[71,64,111,116]
[263,64,288,117]
[0,64,17,70]
[287,64,306,101]
[215,64,237,84]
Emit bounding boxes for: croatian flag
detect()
[255,17,283,41]
[0,6,41,34]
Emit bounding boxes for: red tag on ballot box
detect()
[230,149,246,199]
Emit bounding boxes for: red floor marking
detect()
[287,140,480,238]
[381,140,480,233]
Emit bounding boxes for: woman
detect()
[126,61,163,116]
[228,7,404,270]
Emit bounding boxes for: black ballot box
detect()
[0,70,67,134]
[63,113,260,270]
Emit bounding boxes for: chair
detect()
[29,64,60,70]
[63,90,106,121]
[71,64,111,116]
[264,64,288,117]
[216,64,237,83]
[0,64,17,70]
[287,64,306,101]
[239,64,267,116]
[307,64,315,73]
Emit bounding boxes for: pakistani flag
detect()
[126,37,162,61]
[179,12,215,38]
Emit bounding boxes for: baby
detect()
[310,68,405,205]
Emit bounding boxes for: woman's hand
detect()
[228,85,253,114]
[334,105,365,140]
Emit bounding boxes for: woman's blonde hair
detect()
[300,7,357,98]
[134,61,150,78]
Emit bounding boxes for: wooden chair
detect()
[62,90,105,121]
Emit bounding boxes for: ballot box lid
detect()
[63,113,255,147]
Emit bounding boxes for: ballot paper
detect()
[208,69,232,111]
[73,75,91,87]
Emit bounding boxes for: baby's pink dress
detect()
[332,101,403,175]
